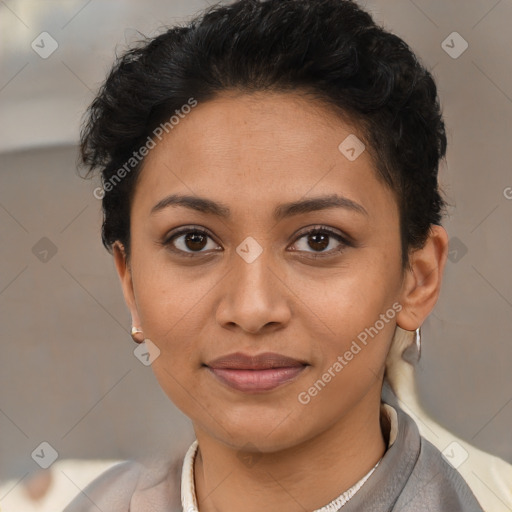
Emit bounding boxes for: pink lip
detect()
[205,351,308,392]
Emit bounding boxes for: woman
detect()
[64,0,487,510]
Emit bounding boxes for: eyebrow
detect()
[150,193,368,220]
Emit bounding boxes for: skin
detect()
[113,90,448,512]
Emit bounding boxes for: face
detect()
[115,91,410,452]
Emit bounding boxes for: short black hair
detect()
[79,0,447,268]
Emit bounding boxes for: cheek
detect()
[130,255,209,401]
[301,293,398,396]
[294,303,397,435]
[302,261,399,346]
[297,252,401,389]
[132,250,210,345]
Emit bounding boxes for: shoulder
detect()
[396,435,485,512]
[63,451,185,512]
[62,459,145,511]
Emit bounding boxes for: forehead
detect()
[133,91,397,223]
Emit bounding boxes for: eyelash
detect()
[160,225,352,259]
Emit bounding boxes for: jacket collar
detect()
[341,404,420,512]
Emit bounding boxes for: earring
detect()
[414,326,421,360]
[131,326,144,344]
[401,326,421,364]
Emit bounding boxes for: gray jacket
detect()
[63,402,485,512]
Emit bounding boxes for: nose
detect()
[215,246,292,335]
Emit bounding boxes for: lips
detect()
[205,352,308,392]
[206,351,307,370]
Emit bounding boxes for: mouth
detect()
[204,352,309,393]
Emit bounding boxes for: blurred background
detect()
[0,0,511,509]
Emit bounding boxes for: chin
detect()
[207,413,313,453]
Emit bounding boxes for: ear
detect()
[396,225,449,330]
[112,241,142,330]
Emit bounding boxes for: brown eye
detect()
[183,232,208,251]
[291,227,350,256]
[163,227,221,256]
[306,232,330,252]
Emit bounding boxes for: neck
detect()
[192,387,386,512]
